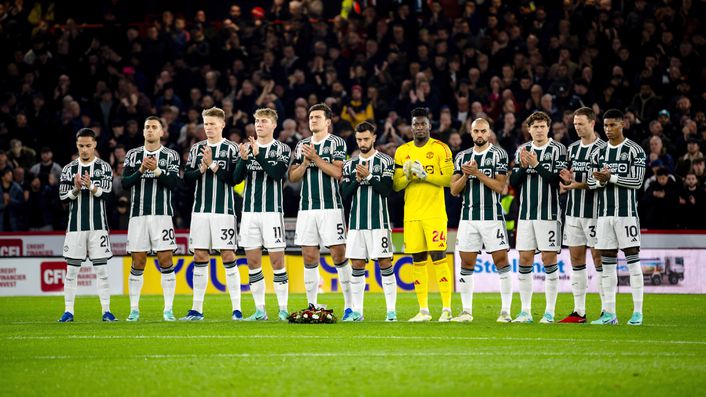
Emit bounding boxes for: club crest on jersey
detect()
[543,153,552,160]
[219,151,227,157]
[485,158,493,166]
[322,147,331,154]
[94,169,103,177]
[373,165,381,172]
[620,152,629,160]
[269,150,278,158]
[159,159,167,167]
[426,152,434,159]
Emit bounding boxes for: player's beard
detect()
[359,145,371,154]
[474,138,487,147]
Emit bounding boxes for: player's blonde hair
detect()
[254,107,278,123]
[202,106,226,120]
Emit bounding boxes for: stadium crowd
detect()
[0,0,705,233]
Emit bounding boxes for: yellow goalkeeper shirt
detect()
[393,138,453,221]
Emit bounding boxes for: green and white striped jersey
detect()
[122,146,181,217]
[59,158,113,232]
[512,139,568,221]
[566,138,606,218]
[292,134,347,210]
[453,144,508,221]
[185,139,239,215]
[234,140,291,213]
[342,151,394,230]
[587,138,646,217]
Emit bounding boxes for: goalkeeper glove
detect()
[403,160,414,180]
[410,160,427,180]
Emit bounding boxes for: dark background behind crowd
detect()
[0,0,705,234]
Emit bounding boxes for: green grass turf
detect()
[1,293,705,397]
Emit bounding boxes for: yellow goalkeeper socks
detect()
[412,262,429,311]
[433,258,452,310]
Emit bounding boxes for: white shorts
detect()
[63,230,112,261]
[189,212,237,252]
[596,216,641,250]
[238,211,286,251]
[456,220,509,253]
[127,215,177,253]
[345,229,393,260]
[294,209,347,248]
[563,216,598,248]
[516,219,561,252]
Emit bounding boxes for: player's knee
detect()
[429,251,445,262]
[541,251,557,265]
[491,251,509,267]
[600,249,618,258]
[412,252,428,263]
[623,247,640,256]
[193,250,209,262]
[329,245,346,263]
[377,258,392,270]
[221,250,236,263]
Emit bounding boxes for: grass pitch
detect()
[1,293,705,397]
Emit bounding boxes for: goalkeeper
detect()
[393,107,454,322]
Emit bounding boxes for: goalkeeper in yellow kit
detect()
[393,107,454,322]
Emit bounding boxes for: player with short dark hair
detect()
[289,103,353,317]
[122,116,181,322]
[588,109,647,325]
[58,128,115,322]
[341,121,397,321]
[393,107,455,322]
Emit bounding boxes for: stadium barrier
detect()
[1,231,705,296]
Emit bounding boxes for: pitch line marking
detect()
[5,335,706,345]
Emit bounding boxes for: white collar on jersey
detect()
[607,138,628,149]
[144,145,163,155]
[311,133,330,145]
[531,138,552,150]
[78,157,98,167]
[579,135,599,148]
[207,138,225,146]
[256,139,275,148]
[472,144,492,155]
[359,150,377,161]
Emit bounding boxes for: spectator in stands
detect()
[341,85,374,127]
[642,167,679,229]
[0,168,24,231]
[692,158,706,186]
[24,176,52,231]
[646,136,675,177]
[675,138,704,178]
[0,150,13,175]
[7,139,36,170]
[678,172,706,229]
[29,147,61,186]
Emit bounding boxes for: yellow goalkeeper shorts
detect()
[403,218,448,254]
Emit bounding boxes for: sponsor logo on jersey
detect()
[425,165,434,174]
